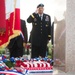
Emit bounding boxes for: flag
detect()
[0,71,23,75]
[0,0,21,48]
[0,0,6,35]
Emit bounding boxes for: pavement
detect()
[53,68,75,75]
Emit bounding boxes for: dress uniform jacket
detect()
[27,13,51,46]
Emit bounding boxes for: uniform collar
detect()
[38,14,43,17]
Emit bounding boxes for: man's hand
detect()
[23,43,27,48]
[26,43,31,49]
[34,8,38,14]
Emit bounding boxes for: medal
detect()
[45,16,49,21]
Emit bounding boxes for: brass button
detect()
[35,23,37,25]
[46,25,48,27]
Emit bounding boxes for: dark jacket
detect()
[21,19,28,43]
[8,19,28,48]
[51,22,54,45]
[27,13,51,46]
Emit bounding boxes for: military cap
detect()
[37,3,44,8]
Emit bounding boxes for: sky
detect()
[20,0,66,39]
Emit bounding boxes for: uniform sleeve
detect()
[48,16,51,40]
[21,20,28,43]
[27,13,36,23]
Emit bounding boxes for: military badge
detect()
[45,16,49,21]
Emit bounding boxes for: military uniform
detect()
[8,19,28,58]
[27,12,51,58]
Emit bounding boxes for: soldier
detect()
[27,4,51,58]
[7,19,28,58]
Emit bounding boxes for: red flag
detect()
[0,0,21,48]
[0,0,6,36]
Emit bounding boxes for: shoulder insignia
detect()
[31,14,34,18]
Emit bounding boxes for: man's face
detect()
[38,7,44,14]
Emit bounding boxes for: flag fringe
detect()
[0,30,21,48]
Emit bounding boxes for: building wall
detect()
[54,0,75,72]
[65,0,75,72]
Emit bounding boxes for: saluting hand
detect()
[34,8,38,14]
